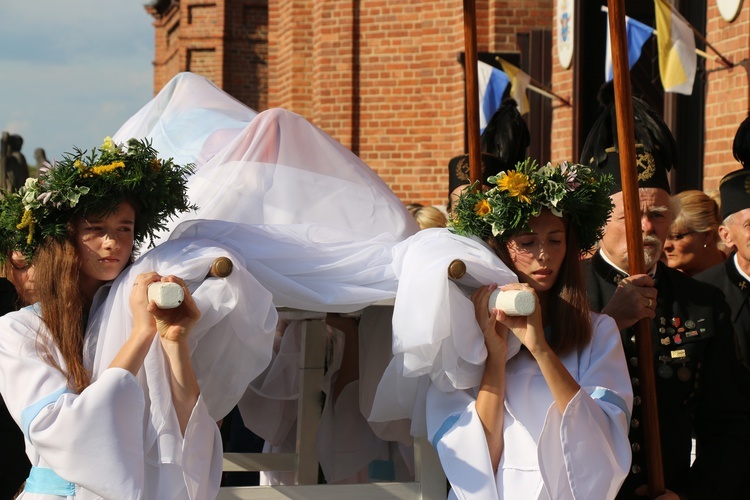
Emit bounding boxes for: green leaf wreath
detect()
[449,158,614,252]
[0,137,197,262]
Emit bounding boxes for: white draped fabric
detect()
[114,73,418,247]
[88,238,279,422]
[108,72,527,475]
[113,72,258,168]
[13,71,629,497]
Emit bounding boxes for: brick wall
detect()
[151,0,268,110]
[549,0,574,163]
[149,2,182,92]
[264,0,551,206]
[353,1,465,205]
[268,0,314,116]
[702,4,749,190]
[225,0,269,111]
[148,1,570,207]
[488,0,553,51]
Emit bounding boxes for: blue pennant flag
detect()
[478,60,510,133]
[604,10,654,82]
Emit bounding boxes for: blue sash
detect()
[24,466,76,496]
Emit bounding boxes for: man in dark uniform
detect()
[447,98,529,211]
[697,115,750,379]
[581,94,750,499]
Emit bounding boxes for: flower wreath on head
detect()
[449,158,614,253]
[0,137,197,263]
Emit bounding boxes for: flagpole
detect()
[652,31,729,66]
[607,1,666,496]
[526,84,571,107]
[494,56,572,107]
[463,0,482,188]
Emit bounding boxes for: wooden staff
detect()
[607,1,665,496]
[463,0,482,189]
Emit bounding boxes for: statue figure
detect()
[33,148,48,176]
[0,132,29,192]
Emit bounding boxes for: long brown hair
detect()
[31,201,139,393]
[489,217,592,355]
[34,235,91,393]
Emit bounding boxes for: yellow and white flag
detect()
[497,58,531,115]
[653,0,696,95]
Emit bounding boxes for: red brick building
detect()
[146,0,750,206]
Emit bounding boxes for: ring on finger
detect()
[647,298,652,308]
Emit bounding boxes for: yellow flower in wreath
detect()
[101,136,118,153]
[474,199,491,216]
[497,171,533,204]
[91,161,125,176]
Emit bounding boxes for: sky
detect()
[0,0,154,165]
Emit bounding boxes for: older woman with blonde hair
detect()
[663,190,727,276]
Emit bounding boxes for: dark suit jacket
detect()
[696,255,750,376]
[585,252,750,499]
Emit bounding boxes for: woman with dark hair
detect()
[0,138,224,499]
[423,159,632,498]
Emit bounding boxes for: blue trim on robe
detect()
[25,302,42,314]
[24,466,76,496]
[588,387,631,424]
[431,413,461,449]
[21,386,72,441]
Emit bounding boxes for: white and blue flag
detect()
[478,60,510,133]
[604,12,654,82]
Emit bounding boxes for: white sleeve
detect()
[425,383,499,500]
[180,394,223,500]
[0,309,148,499]
[537,313,633,500]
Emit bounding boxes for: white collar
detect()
[734,253,750,282]
[600,248,657,278]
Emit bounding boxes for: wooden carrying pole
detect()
[208,256,233,278]
[607,1,665,496]
[463,0,482,187]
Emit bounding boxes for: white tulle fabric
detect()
[88,238,279,422]
[106,72,521,444]
[115,73,418,247]
[113,72,258,168]
[367,228,522,438]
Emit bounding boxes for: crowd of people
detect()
[1,71,750,500]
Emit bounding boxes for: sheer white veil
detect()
[91,72,518,444]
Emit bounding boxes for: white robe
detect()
[425,313,632,500]
[0,239,280,499]
[0,307,221,500]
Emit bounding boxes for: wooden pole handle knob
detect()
[208,256,233,278]
[448,259,466,280]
